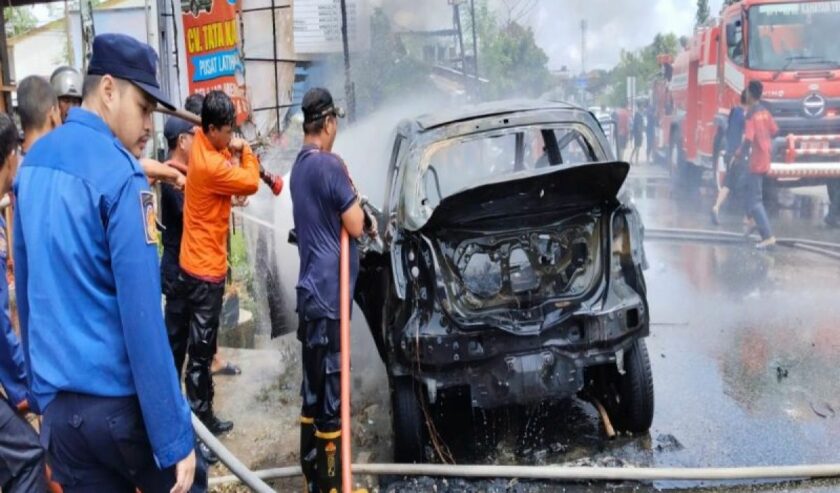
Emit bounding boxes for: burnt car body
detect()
[354,100,653,462]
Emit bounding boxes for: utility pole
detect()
[339,0,355,121]
[470,0,479,99]
[80,0,96,72]
[452,3,466,85]
[580,19,587,75]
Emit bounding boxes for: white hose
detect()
[191,414,275,493]
[208,462,840,487]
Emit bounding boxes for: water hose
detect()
[340,227,353,492]
[155,106,283,196]
[208,462,840,486]
[191,413,275,493]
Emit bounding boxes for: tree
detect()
[605,33,679,107]
[4,6,37,38]
[471,0,551,100]
[696,0,711,26]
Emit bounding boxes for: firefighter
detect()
[14,34,199,492]
[738,80,778,249]
[290,87,373,493]
[0,112,47,493]
[49,66,83,123]
[178,90,259,435]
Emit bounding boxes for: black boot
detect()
[201,413,234,435]
[315,430,341,493]
[301,418,318,493]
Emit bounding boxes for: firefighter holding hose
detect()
[290,88,373,493]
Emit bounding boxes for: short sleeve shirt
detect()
[744,104,779,175]
[290,144,359,320]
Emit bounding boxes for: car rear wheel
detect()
[391,376,427,463]
[615,338,654,432]
[589,338,654,433]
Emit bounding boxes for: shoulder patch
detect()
[140,191,159,245]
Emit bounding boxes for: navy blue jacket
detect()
[13,108,193,468]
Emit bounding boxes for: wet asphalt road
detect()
[215,163,840,492]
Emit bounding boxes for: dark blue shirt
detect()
[290,145,358,320]
[726,106,746,155]
[0,216,28,407]
[13,108,194,468]
[160,180,184,278]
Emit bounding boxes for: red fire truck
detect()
[653,0,840,189]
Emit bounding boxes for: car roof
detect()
[413,99,581,131]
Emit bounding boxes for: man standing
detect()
[14,34,197,492]
[646,102,656,163]
[739,80,778,249]
[179,90,259,434]
[49,66,83,123]
[290,88,371,493]
[630,104,645,164]
[711,90,748,224]
[17,76,61,154]
[161,117,195,377]
[0,112,47,493]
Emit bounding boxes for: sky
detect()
[527,0,725,71]
[376,0,725,72]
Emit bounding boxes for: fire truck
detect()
[653,0,840,189]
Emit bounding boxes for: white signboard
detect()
[294,0,370,55]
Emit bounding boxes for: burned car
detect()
[355,100,652,462]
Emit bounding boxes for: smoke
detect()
[527,0,725,71]
[370,0,454,31]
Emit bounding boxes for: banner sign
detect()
[182,0,250,124]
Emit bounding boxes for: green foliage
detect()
[350,7,433,113]
[696,0,711,26]
[4,6,36,37]
[472,0,551,99]
[605,33,680,107]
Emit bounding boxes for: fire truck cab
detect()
[657,0,840,188]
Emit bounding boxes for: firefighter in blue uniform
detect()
[14,34,201,492]
[0,112,47,492]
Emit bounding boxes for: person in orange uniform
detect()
[179,90,259,434]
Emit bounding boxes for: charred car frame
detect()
[355,100,653,462]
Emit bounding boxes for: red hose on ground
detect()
[339,228,352,492]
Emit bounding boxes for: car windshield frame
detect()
[399,120,607,231]
[746,1,840,71]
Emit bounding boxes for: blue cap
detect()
[87,33,174,110]
[164,117,195,142]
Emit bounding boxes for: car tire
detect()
[614,339,654,433]
[588,338,654,434]
[391,376,427,463]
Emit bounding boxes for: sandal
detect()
[212,361,241,376]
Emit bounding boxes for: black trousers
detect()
[298,316,341,433]
[827,180,840,223]
[0,399,46,493]
[41,392,207,493]
[162,259,191,379]
[180,271,225,420]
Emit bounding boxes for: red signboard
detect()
[181,0,250,124]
